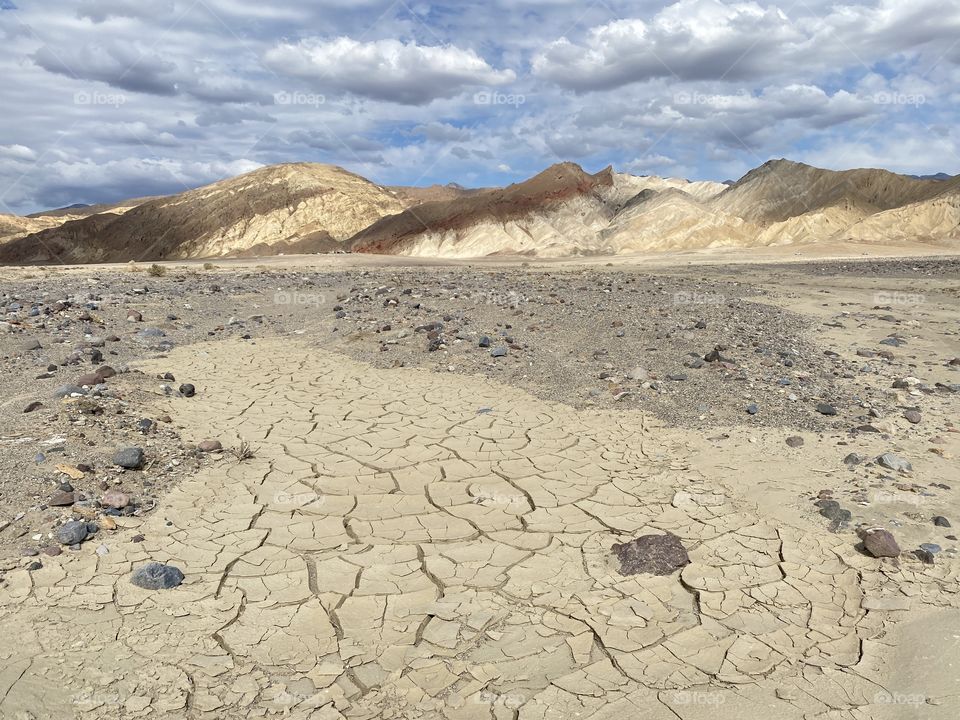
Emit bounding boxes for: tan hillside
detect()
[352,163,616,256]
[608,172,728,204]
[756,198,876,246]
[842,185,960,245]
[387,183,489,206]
[602,188,758,253]
[0,163,406,264]
[712,159,945,225]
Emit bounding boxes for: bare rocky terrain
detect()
[0,256,957,718]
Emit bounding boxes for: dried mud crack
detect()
[0,337,957,719]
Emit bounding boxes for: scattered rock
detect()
[877,453,912,472]
[101,490,131,509]
[903,410,922,424]
[198,440,223,453]
[785,436,804,448]
[55,520,89,545]
[816,403,838,416]
[857,527,901,558]
[179,383,196,397]
[113,447,145,470]
[933,516,951,528]
[130,562,185,590]
[48,490,75,507]
[611,533,690,576]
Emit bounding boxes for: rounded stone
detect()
[55,520,89,545]
[130,562,185,590]
[113,447,145,470]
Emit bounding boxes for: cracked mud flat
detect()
[1,336,958,719]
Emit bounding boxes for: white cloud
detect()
[532,0,960,92]
[264,37,516,105]
[0,143,37,161]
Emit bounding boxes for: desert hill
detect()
[711,159,945,224]
[0,163,406,264]
[351,163,617,257]
[1,159,958,264]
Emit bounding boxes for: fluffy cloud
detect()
[264,38,516,105]
[0,0,958,213]
[532,0,960,92]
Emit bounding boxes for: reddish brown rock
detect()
[101,490,131,509]
[612,533,690,576]
[858,527,901,558]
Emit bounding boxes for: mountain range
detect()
[1,159,957,264]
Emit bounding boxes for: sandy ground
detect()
[0,253,958,719]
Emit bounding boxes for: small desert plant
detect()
[203,262,216,270]
[147,263,167,277]
[231,440,256,463]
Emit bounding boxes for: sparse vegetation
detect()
[203,262,216,270]
[231,440,256,463]
[147,263,167,277]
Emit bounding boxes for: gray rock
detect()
[612,533,690,576]
[130,562,185,590]
[816,403,838,416]
[53,384,87,399]
[113,447,145,470]
[490,347,508,358]
[816,499,852,525]
[179,383,196,397]
[55,520,89,545]
[933,516,951,528]
[877,453,912,472]
[785,436,804,448]
[903,410,922,424]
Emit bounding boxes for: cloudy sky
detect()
[1,0,958,213]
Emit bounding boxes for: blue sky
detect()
[1,0,958,213]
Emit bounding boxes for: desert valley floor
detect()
[0,253,958,719]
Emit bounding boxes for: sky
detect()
[1,0,959,214]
